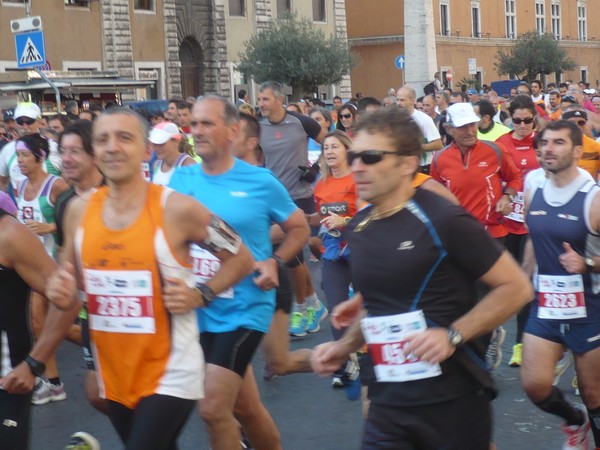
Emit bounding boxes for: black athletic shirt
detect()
[0,210,33,374]
[346,188,503,407]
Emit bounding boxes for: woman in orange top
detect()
[307,130,360,387]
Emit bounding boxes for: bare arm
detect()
[422,139,443,152]
[0,175,8,193]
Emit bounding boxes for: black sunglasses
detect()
[347,150,398,165]
[576,120,587,127]
[16,117,36,126]
[512,117,535,125]
[340,113,353,119]
[562,95,577,103]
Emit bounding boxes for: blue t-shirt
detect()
[169,158,297,333]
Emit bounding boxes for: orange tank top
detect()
[77,183,203,408]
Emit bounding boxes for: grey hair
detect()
[99,107,150,141]
[308,106,332,126]
[259,81,284,100]
[200,94,240,125]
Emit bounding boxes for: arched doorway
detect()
[179,37,205,99]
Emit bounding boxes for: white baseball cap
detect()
[149,122,182,144]
[14,102,41,120]
[446,103,480,128]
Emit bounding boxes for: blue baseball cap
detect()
[467,89,479,95]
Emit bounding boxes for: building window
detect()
[312,0,325,22]
[134,0,153,10]
[577,2,587,41]
[277,0,291,18]
[65,0,89,5]
[535,0,545,35]
[551,1,561,39]
[440,1,450,36]
[2,0,25,3]
[229,0,246,17]
[471,2,481,38]
[505,0,516,38]
[581,67,588,83]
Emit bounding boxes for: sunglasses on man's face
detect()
[512,117,535,125]
[340,113,353,119]
[347,150,398,165]
[16,117,36,126]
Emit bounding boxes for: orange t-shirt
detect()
[314,173,358,218]
[579,135,600,181]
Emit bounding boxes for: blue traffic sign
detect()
[395,55,406,70]
[14,30,46,69]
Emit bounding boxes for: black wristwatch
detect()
[194,283,216,307]
[447,328,464,347]
[270,253,286,266]
[24,355,46,377]
[585,257,596,273]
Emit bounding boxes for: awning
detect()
[0,78,154,93]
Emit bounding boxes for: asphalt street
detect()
[32,258,580,450]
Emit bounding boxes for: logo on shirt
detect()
[478,161,488,168]
[529,210,547,216]
[102,242,125,251]
[397,241,414,251]
[521,159,527,166]
[230,191,248,198]
[557,213,579,221]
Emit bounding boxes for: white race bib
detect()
[190,244,234,299]
[85,269,156,333]
[361,310,441,382]
[537,274,586,319]
[506,191,525,223]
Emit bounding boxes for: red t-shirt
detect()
[496,131,540,235]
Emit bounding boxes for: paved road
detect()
[32,259,580,449]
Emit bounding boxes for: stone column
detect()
[404,0,438,95]
[164,0,182,99]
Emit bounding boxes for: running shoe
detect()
[64,431,100,450]
[307,300,328,333]
[554,352,574,386]
[486,326,506,370]
[562,404,590,450]
[331,375,345,388]
[508,343,523,367]
[32,378,67,405]
[289,311,308,337]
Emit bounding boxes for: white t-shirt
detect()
[524,167,594,198]
[411,109,441,166]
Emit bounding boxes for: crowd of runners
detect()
[0,76,600,450]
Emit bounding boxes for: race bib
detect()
[537,274,587,319]
[506,191,525,223]
[18,206,44,243]
[190,244,234,299]
[141,162,151,182]
[85,269,156,333]
[361,310,441,382]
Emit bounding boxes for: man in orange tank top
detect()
[59,107,254,449]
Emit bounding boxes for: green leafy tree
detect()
[494,31,576,82]
[237,13,354,100]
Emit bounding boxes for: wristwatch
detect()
[447,328,464,347]
[585,257,596,273]
[194,283,216,307]
[24,355,46,377]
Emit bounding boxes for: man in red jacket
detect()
[431,102,522,240]
[431,102,523,371]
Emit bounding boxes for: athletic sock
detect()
[293,301,307,314]
[305,292,320,309]
[534,386,584,426]
[588,407,600,445]
[48,377,61,386]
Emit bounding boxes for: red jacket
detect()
[430,140,523,238]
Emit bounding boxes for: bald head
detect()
[396,86,416,113]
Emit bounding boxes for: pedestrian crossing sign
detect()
[14,30,46,69]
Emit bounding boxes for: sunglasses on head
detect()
[340,113,353,119]
[347,150,398,165]
[512,117,535,125]
[562,95,577,103]
[16,117,36,126]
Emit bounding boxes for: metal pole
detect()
[25,0,31,17]
[35,69,61,115]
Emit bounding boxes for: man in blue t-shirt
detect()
[169,95,309,450]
